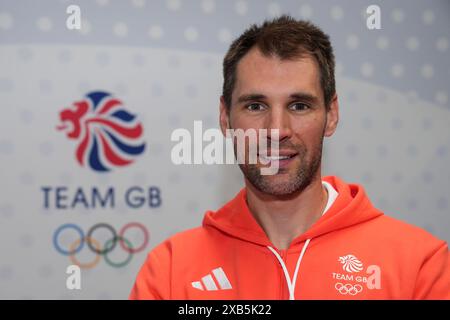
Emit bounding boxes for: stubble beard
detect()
[238,137,324,197]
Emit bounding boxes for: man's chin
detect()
[254,182,300,196]
[249,173,302,196]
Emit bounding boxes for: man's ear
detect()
[219,96,230,136]
[324,93,339,137]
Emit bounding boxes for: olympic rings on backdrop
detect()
[119,222,149,253]
[53,222,150,269]
[53,223,85,255]
[69,236,102,269]
[87,223,117,255]
[104,236,133,268]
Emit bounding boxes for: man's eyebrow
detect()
[289,92,320,104]
[236,94,267,104]
[236,92,320,104]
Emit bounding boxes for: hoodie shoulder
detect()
[373,213,447,249]
[168,226,211,245]
[374,215,450,300]
[152,225,222,254]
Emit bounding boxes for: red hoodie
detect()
[130,176,450,299]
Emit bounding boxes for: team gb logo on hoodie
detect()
[332,254,382,296]
[338,254,364,273]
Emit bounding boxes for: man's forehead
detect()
[234,47,321,97]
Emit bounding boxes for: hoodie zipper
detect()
[271,248,291,299]
[268,239,312,300]
[278,250,289,300]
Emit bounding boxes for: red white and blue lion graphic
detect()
[57,91,145,172]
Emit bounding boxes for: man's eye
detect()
[247,103,265,111]
[289,103,310,111]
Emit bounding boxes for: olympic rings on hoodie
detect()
[53,222,150,268]
[334,282,363,295]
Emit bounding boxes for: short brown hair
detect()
[222,15,335,110]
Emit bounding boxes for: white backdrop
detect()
[0,0,449,299]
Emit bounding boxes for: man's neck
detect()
[245,175,328,250]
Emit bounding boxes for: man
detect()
[130,16,449,299]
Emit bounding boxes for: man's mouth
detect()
[258,150,299,167]
[259,154,296,161]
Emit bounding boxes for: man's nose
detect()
[266,106,292,142]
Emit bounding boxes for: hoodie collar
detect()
[203,176,384,248]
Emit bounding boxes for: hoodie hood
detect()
[203,175,384,248]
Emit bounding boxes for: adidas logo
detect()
[191,267,232,291]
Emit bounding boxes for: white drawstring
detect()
[267,238,311,300]
[265,181,337,300]
[292,238,311,294]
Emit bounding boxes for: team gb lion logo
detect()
[57,91,145,172]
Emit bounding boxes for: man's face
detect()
[220,48,339,196]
